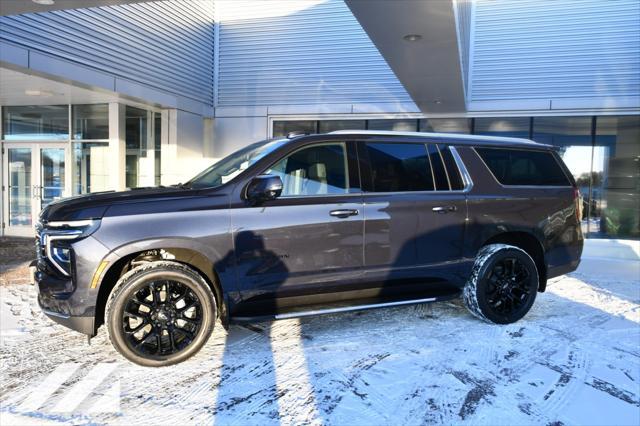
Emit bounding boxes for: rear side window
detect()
[364,143,433,192]
[476,148,570,186]
[438,144,465,190]
[363,142,465,192]
[426,144,448,190]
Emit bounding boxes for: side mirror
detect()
[246,175,283,204]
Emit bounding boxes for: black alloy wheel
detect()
[122,280,203,357]
[106,261,216,367]
[463,244,539,324]
[484,257,532,317]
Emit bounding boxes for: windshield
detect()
[187,139,288,189]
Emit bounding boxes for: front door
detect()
[2,143,70,236]
[231,142,364,308]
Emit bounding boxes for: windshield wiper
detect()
[172,182,192,189]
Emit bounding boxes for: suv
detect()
[35,131,583,366]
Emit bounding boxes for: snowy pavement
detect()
[1,241,639,425]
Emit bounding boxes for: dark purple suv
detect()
[35,131,583,365]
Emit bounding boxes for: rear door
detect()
[231,141,364,305]
[359,140,469,286]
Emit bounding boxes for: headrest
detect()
[308,163,327,180]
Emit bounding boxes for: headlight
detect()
[42,219,101,276]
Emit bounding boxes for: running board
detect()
[231,292,460,323]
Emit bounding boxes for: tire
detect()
[105,261,216,367]
[463,244,539,324]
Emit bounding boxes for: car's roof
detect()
[288,130,553,149]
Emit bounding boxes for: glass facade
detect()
[420,118,471,134]
[594,116,640,239]
[72,104,109,140]
[273,115,640,239]
[369,119,418,131]
[318,120,366,133]
[475,117,530,138]
[2,105,68,140]
[273,120,315,137]
[72,142,110,195]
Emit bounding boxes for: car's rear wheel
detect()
[105,261,216,366]
[463,244,538,324]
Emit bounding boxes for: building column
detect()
[108,102,126,191]
[137,109,156,187]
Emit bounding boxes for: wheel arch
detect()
[482,231,547,292]
[93,239,231,333]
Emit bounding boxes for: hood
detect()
[40,186,220,222]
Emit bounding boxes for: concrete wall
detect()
[162,109,217,185]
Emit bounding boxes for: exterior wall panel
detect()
[0,0,215,105]
[469,0,640,108]
[216,0,413,106]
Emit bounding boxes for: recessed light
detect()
[434,99,443,105]
[25,89,54,97]
[32,0,55,5]
[403,34,422,42]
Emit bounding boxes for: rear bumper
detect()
[547,258,581,279]
[546,236,584,280]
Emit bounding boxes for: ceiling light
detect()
[32,0,55,5]
[25,89,54,97]
[434,99,443,105]
[403,34,422,42]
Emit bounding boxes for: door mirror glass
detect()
[246,175,283,204]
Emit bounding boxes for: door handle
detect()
[330,209,359,218]
[432,205,456,214]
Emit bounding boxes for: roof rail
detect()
[286,131,310,138]
[328,130,540,145]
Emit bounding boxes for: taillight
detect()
[573,187,583,222]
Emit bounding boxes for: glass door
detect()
[5,147,33,235]
[39,147,67,209]
[2,143,69,237]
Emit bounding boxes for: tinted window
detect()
[438,144,465,190]
[365,143,433,192]
[266,143,349,196]
[426,144,449,190]
[476,148,571,186]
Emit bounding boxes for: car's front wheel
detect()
[105,261,216,366]
[463,244,539,324]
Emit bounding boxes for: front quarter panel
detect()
[91,196,235,294]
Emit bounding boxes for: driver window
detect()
[266,143,349,196]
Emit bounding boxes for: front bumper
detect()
[35,268,96,336]
[34,232,111,337]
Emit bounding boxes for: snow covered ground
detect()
[1,240,639,426]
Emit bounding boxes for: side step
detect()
[231,291,460,323]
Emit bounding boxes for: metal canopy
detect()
[345,0,466,113]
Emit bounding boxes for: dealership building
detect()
[0,0,638,238]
